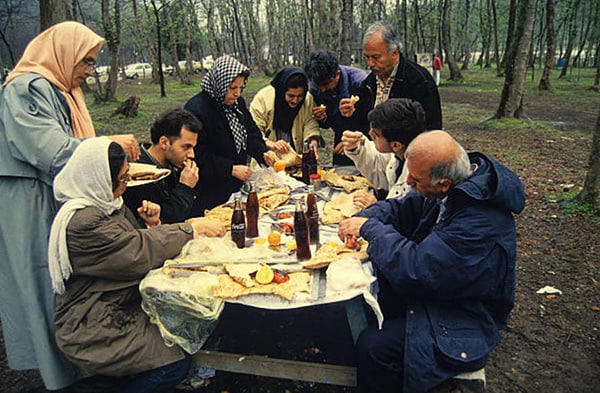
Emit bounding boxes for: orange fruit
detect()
[255,264,274,284]
[254,237,267,246]
[268,231,281,246]
[273,161,286,172]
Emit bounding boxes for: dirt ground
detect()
[1,84,599,393]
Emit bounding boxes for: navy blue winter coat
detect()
[357,152,525,392]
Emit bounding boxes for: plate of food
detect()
[128,163,170,187]
[268,205,296,221]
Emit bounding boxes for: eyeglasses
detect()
[117,173,131,186]
[81,57,96,69]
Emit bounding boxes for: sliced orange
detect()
[285,239,297,251]
[274,161,286,172]
[254,237,267,246]
[255,264,274,284]
[268,231,281,246]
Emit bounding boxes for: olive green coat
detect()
[54,205,194,376]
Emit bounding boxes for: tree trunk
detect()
[98,0,120,102]
[339,0,353,66]
[165,1,189,84]
[461,0,471,70]
[40,0,72,30]
[150,0,165,97]
[559,0,581,78]
[593,38,600,91]
[538,0,555,90]
[442,0,463,81]
[576,108,600,211]
[491,0,501,75]
[131,0,158,78]
[494,0,537,118]
[205,0,220,56]
[303,0,315,58]
[500,0,517,69]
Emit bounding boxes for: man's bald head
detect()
[405,130,472,198]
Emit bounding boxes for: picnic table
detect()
[139,167,383,387]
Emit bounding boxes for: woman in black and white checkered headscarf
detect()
[184,55,276,216]
[201,55,250,154]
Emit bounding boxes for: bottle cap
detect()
[309,173,321,179]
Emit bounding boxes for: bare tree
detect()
[441,0,463,81]
[40,0,72,30]
[461,0,471,70]
[97,0,121,102]
[339,0,353,66]
[558,0,581,78]
[494,0,537,118]
[538,0,555,90]
[163,0,189,84]
[576,109,600,211]
[149,0,165,96]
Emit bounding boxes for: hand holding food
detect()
[333,141,345,155]
[263,151,277,167]
[339,98,356,117]
[179,159,199,188]
[341,130,366,151]
[338,216,368,241]
[266,140,292,153]
[352,190,377,209]
[312,104,327,121]
[138,200,161,227]
[232,164,253,181]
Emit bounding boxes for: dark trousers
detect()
[356,316,406,393]
[73,356,191,393]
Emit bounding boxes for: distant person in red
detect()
[433,54,442,86]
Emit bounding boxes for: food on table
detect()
[272,269,290,284]
[276,149,303,168]
[264,150,278,162]
[285,239,297,251]
[321,172,371,193]
[273,161,286,172]
[278,212,293,219]
[301,239,369,269]
[212,271,311,301]
[349,95,360,105]
[255,263,275,285]
[345,235,361,251]
[322,192,362,225]
[257,187,290,212]
[254,237,267,246]
[225,263,259,288]
[268,231,281,246]
[200,204,235,229]
[273,222,294,235]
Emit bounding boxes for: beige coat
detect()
[249,85,321,153]
[54,205,194,376]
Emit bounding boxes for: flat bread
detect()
[199,205,234,229]
[212,272,311,301]
[277,150,302,168]
[302,240,369,269]
[224,263,260,288]
[258,187,290,212]
[322,192,362,224]
[321,172,371,193]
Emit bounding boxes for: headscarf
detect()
[201,55,250,153]
[48,137,123,294]
[271,67,308,145]
[4,21,104,138]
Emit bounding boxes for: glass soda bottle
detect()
[306,185,319,244]
[301,142,317,184]
[245,181,259,238]
[293,197,312,261]
[231,193,246,248]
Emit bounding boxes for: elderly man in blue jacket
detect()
[339,130,525,393]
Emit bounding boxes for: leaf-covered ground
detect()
[1,69,599,393]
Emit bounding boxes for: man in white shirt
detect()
[342,98,426,208]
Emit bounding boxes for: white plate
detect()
[128,163,171,187]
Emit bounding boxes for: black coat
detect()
[123,143,197,224]
[355,56,443,133]
[184,91,268,216]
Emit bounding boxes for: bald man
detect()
[339,131,525,393]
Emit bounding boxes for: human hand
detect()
[267,140,292,153]
[338,217,368,241]
[108,134,140,161]
[353,191,377,210]
[309,140,320,160]
[312,105,327,121]
[232,165,253,180]
[138,200,161,227]
[191,219,226,238]
[341,130,365,151]
[339,98,356,118]
[179,159,199,188]
[333,141,345,155]
[263,152,278,167]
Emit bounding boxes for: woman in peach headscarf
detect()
[0,21,138,390]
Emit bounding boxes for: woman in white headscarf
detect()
[49,137,224,392]
[0,21,139,390]
[184,55,276,216]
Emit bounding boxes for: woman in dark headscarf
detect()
[250,67,322,154]
[185,55,275,216]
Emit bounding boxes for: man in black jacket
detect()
[123,108,201,223]
[350,21,442,134]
